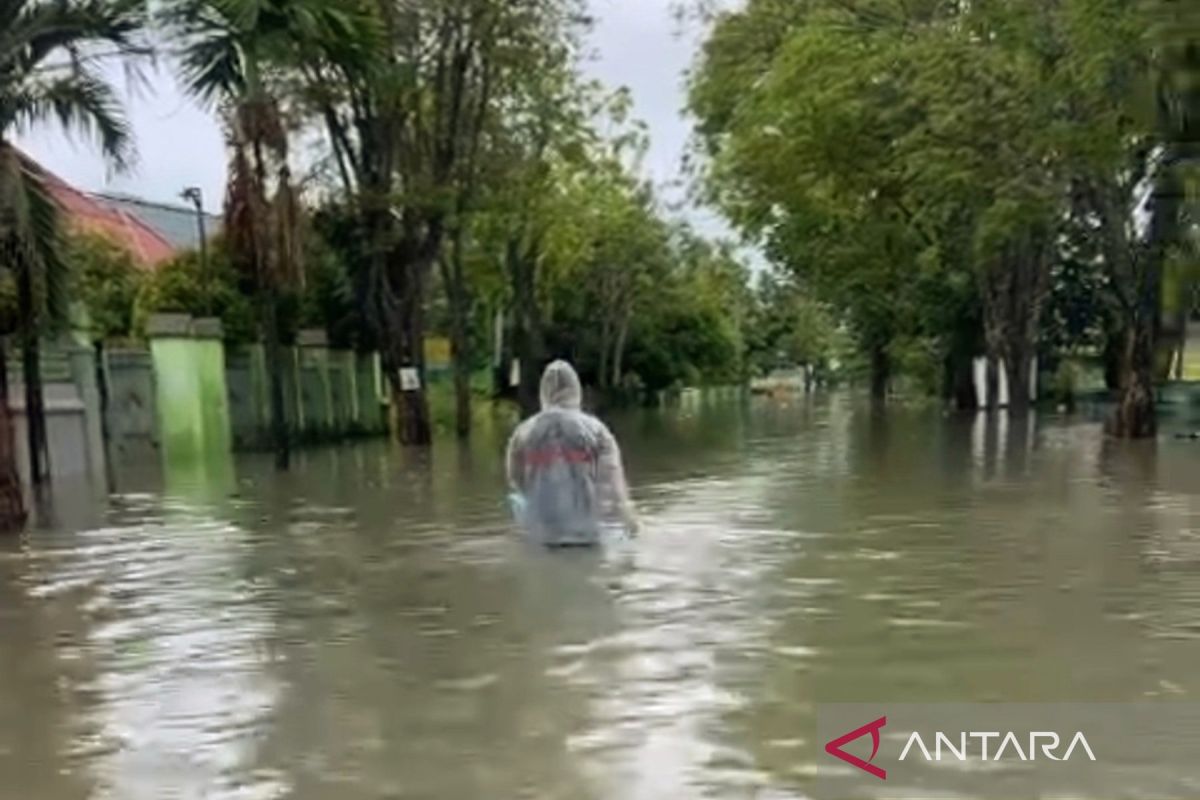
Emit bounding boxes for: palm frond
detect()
[0,0,148,76]
[165,0,270,105]
[177,24,247,105]
[0,0,148,171]
[0,144,71,330]
[9,69,133,168]
[168,0,372,106]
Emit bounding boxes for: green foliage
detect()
[623,295,742,394]
[0,1,147,168]
[541,198,752,397]
[66,231,144,341]
[426,372,518,435]
[744,272,841,377]
[889,335,944,398]
[133,241,256,344]
[300,222,360,349]
[687,0,1193,402]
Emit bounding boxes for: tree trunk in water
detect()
[517,343,541,418]
[980,229,1050,414]
[985,354,1000,411]
[447,273,471,438]
[440,236,473,440]
[17,268,48,486]
[0,339,26,533]
[945,352,978,411]
[452,350,471,439]
[597,308,611,392]
[390,285,433,446]
[514,281,543,418]
[492,307,513,400]
[1109,320,1157,438]
[1107,144,1181,438]
[597,335,610,392]
[611,310,630,391]
[94,341,115,493]
[509,238,543,418]
[262,293,290,469]
[868,344,889,402]
[1004,346,1032,414]
[1172,302,1188,381]
[1103,333,1122,391]
[246,128,291,469]
[447,286,471,439]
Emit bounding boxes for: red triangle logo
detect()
[824,716,887,780]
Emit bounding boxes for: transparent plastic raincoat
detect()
[506,361,638,545]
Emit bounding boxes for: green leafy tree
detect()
[1096,0,1200,435]
[688,0,1195,432]
[688,0,939,400]
[133,240,257,344]
[298,0,589,443]
[67,231,144,341]
[464,74,599,415]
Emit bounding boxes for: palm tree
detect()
[0,0,146,529]
[169,0,348,470]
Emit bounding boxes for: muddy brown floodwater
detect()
[2,395,1199,799]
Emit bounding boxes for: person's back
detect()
[506,361,638,546]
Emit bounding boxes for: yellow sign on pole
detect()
[424,337,451,369]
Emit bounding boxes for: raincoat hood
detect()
[539,360,583,410]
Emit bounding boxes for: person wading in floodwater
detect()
[506,360,639,546]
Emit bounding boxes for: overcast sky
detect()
[17,0,733,242]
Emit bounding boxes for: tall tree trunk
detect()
[516,337,541,418]
[451,335,471,439]
[250,137,290,470]
[0,338,25,533]
[985,354,1000,411]
[597,281,613,392]
[1004,344,1033,414]
[389,266,433,446]
[1110,317,1157,438]
[439,236,472,440]
[985,234,1048,415]
[868,342,890,402]
[94,341,115,493]
[597,318,611,392]
[262,293,289,469]
[945,351,978,411]
[612,308,631,391]
[509,237,544,418]
[1102,331,1122,391]
[17,267,48,486]
[377,230,436,446]
[981,295,1001,411]
[492,306,513,400]
[1109,159,1180,438]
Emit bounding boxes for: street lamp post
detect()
[180,187,210,315]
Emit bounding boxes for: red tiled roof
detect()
[29,159,177,268]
